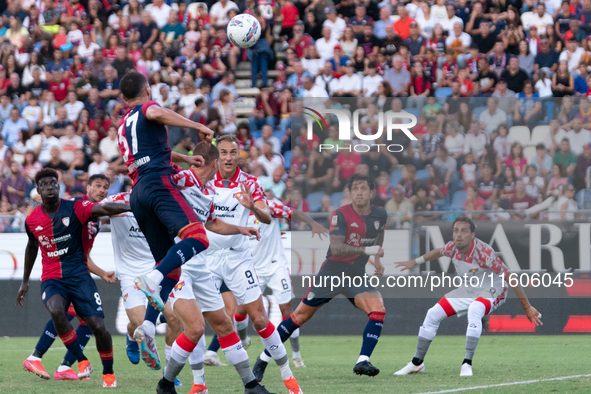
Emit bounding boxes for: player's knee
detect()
[468,300,487,319]
[250,313,269,331]
[49,310,68,325]
[425,305,446,326]
[178,222,209,249]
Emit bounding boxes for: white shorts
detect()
[120,278,147,310]
[258,265,292,305]
[441,285,508,317]
[208,248,262,306]
[169,252,225,313]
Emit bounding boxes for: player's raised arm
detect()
[204,219,261,240]
[236,182,272,224]
[145,105,214,138]
[395,248,443,271]
[171,151,205,169]
[90,202,132,217]
[16,227,39,306]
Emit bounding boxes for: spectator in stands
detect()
[0,95,14,127]
[566,117,591,155]
[499,165,517,201]
[464,120,490,158]
[385,187,413,229]
[257,142,284,177]
[553,138,578,175]
[316,62,340,97]
[86,49,109,81]
[534,36,559,76]
[213,90,237,135]
[493,123,513,164]
[255,125,281,155]
[84,88,105,121]
[476,162,500,204]
[433,146,457,186]
[523,164,546,201]
[75,68,100,102]
[474,57,497,97]
[44,146,69,172]
[398,164,422,201]
[332,141,361,191]
[443,120,465,161]
[517,41,535,77]
[249,87,278,133]
[506,142,528,177]
[413,186,438,222]
[559,37,585,72]
[551,60,575,97]
[479,97,507,136]
[373,6,391,39]
[547,162,570,194]
[418,121,444,168]
[383,55,410,97]
[1,160,27,207]
[509,179,538,218]
[21,151,41,183]
[362,62,383,97]
[501,57,529,94]
[98,66,121,114]
[59,124,83,164]
[211,71,237,101]
[577,97,591,130]
[513,80,543,128]
[306,150,335,194]
[464,185,488,219]
[323,7,346,41]
[446,22,471,65]
[301,75,329,98]
[575,143,591,190]
[304,12,322,41]
[334,61,362,97]
[363,147,391,179]
[88,150,108,176]
[1,108,28,148]
[261,166,287,199]
[552,183,578,220]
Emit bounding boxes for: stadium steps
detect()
[236,88,261,96]
[235,70,279,79]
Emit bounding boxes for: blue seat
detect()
[450,190,467,210]
[472,106,487,119]
[251,131,262,140]
[402,107,421,118]
[436,195,450,210]
[273,130,285,141]
[306,192,327,212]
[434,87,453,105]
[283,150,292,170]
[540,101,555,125]
[416,169,430,182]
[331,192,344,207]
[390,170,403,187]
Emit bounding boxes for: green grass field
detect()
[0,335,590,394]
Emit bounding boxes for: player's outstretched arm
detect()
[146,105,214,137]
[172,151,205,169]
[395,248,443,271]
[204,219,261,240]
[87,255,116,283]
[91,202,132,217]
[16,238,39,306]
[292,209,329,239]
[508,279,543,326]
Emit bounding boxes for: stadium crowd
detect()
[1,0,591,232]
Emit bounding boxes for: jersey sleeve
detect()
[478,245,509,276]
[207,202,216,222]
[74,200,98,223]
[171,169,197,189]
[141,100,161,120]
[248,179,266,203]
[329,209,347,237]
[25,221,35,242]
[440,241,456,258]
[268,200,291,219]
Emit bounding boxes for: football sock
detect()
[99,349,114,374]
[62,323,93,366]
[358,311,385,363]
[462,358,473,365]
[189,336,206,385]
[165,344,172,362]
[33,314,76,358]
[145,276,177,325]
[58,328,87,363]
[257,321,292,380]
[290,328,301,357]
[465,300,486,360]
[153,238,207,282]
[235,314,249,340]
[208,334,220,352]
[219,332,257,386]
[414,303,448,363]
[263,315,300,358]
[164,333,196,382]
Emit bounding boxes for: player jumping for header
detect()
[118,72,215,370]
[16,168,132,388]
[253,173,388,380]
[394,216,542,377]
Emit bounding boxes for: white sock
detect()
[357,355,369,364]
[165,344,172,363]
[235,315,249,331]
[146,270,164,285]
[204,350,217,357]
[278,360,292,380]
[27,355,42,361]
[260,351,272,363]
[57,365,71,372]
[142,320,156,336]
[292,351,301,359]
[189,336,206,365]
[192,367,205,385]
[258,324,292,380]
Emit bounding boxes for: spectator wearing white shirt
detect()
[301,46,325,77]
[438,4,463,34]
[444,121,465,159]
[323,7,346,41]
[445,22,471,56]
[255,125,282,155]
[99,125,121,162]
[302,75,329,97]
[315,62,341,96]
[59,124,83,164]
[77,32,100,61]
[315,26,340,62]
[559,38,585,72]
[64,91,84,122]
[479,97,508,136]
[334,61,362,97]
[464,120,490,157]
[566,117,591,155]
[26,124,60,164]
[210,0,239,27]
[362,62,384,97]
[88,151,109,176]
[257,141,284,176]
[524,3,554,36]
[149,0,172,29]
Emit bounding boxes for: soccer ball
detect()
[227,14,261,49]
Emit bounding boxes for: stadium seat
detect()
[530,125,549,146]
[451,191,467,210]
[251,131,262,140]
[416,169,430,182]
[540,101,555,124]
[403,107,421,118]
[436,195,450,210]
[472,106,487,119]
[273,130,285,141]
[331,192,344,207]
[509,126,531,146]
[307,192,327,212]
[523,146,536,163]
[390,170,403,187]
[283,150,292,170]
[434,87,453,98]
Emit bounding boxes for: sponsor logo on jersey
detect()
[215,203,240,212]
[349,233,361,244]
[129,225,142,233]
[35,226,43,231]
[47,247,69,257]
[374,221,380,230]
[82,201,91,206]
[62,218,70,227]
[307,291,315,301]
[38,235,51,247]
[174,281,185,291]
[331,215,338,225]
[351,222,359,228]
[42,291,46,300]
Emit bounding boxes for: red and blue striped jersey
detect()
[74,195,101,254]
[117,101,180,184]
[327,204,387,267]
[25,199,98,282]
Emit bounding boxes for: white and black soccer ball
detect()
[227,14,261,48]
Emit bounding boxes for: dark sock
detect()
[99,349,114,374]
[359,312,385,359]
[63,323,93,366]
[263,316,298,358]
[59,328,87,362]
[245,380,258,389]
[462,358,472,365]
[160,377,175,389]
[412,357,423,366]
[34,314,76,357]
[155,238,206,277]
[145,276,177,325]
[208,335,220,352]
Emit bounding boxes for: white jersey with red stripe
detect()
[248,198,290,277]
[103,192,155,280]
[171,168,216,224]
[206,168,266,252]
[439,238,509,291]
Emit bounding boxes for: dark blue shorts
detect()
[302,261,379,308]
[41,275,104,318]
[131,174,199,262]
[219,281,230,293]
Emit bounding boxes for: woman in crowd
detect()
[505,141,527,177]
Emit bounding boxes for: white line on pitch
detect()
[416,374,591,394]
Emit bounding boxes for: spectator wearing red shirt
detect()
[0,66,12,95]
[393,4,415,40]
[410,62,431,107]
[509,179,538,219]
[463,185,488,220]
[279,0,299,41]
[248,87,278,132]
[289,23,313,58]
[48,69,71,103]
[333,142,362,191]
[88,109,112,140]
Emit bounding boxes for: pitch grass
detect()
[0,335,590,393]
